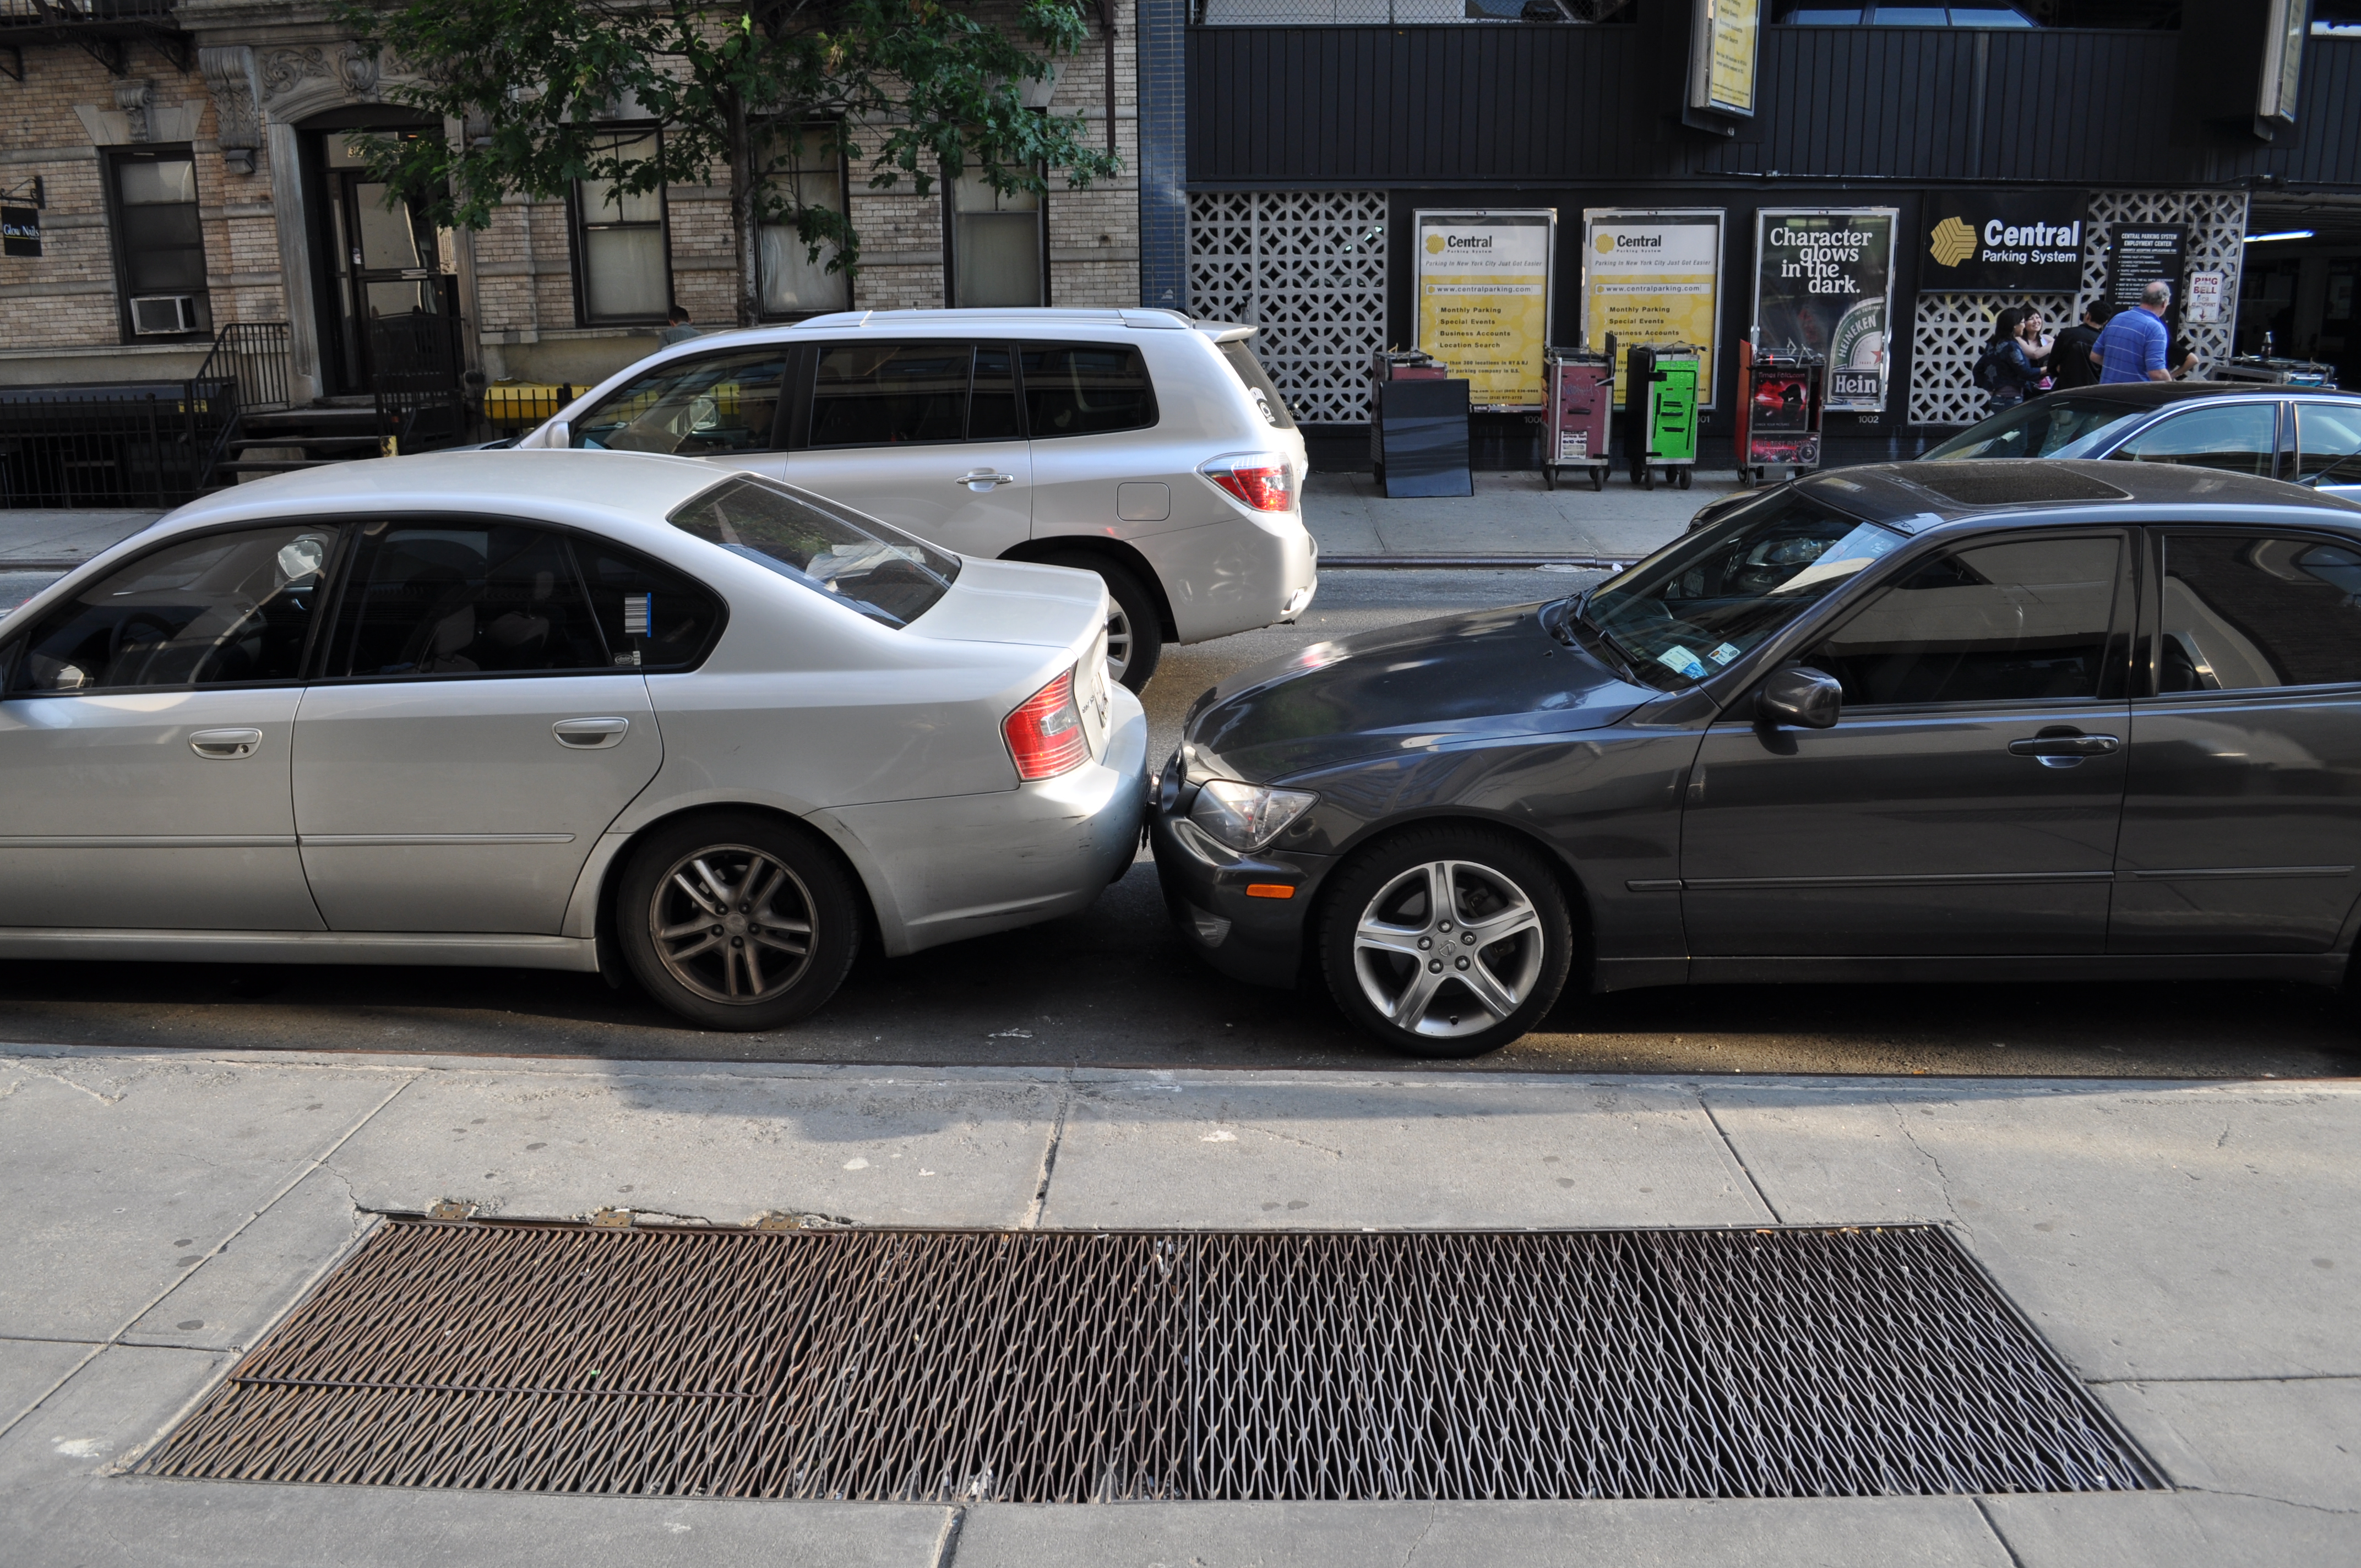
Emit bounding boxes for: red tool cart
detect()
[1734,340,1826,487]
[1541,344,1613,492]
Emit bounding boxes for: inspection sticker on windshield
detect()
[1656,645,1710,680]
[1707,643,1742,666]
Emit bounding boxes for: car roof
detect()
[154,448,736,533]
[2036,380,2349,410]
[1805,459,2361,526]
[643,307,1252,353]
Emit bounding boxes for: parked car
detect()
[509,308,1319,691]
[0,450,1147,1030]
[1152,459,2361,1056]
[1691,383,2361,536]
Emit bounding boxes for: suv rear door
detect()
[1024,340,1197,546]
[779,340,1032,560]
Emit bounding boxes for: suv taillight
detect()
[1200,454,1294,513]
[1004,667,1089,781]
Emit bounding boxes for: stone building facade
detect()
[0,0,1141,401]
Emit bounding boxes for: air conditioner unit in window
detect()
[129,295,202,335]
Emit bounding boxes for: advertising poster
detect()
[1581,209,1724,407]
[1753,209,1897,413]
[1919,192,2088,291]
[1689,0,1761,117]
[1413,209,1555,410]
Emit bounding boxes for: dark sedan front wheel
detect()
[1318,827,1574,1058]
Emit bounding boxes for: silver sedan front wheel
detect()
[1319,828,1575,1058]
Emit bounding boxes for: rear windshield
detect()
[1921,395,2148,461]
[670,476,960,629]
[1219,339,1297,431]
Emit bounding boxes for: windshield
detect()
[1922,395,2148,461]
[1575,490,1909,688]
[669,476,960,628]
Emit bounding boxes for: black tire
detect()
[1041,552,1163,692]
[614,812,861,1032]
[1677,465,1692,491]
[1317,825,1576,1059]
[1542,466,1557,492]
[1590,466,1606,492]
[1642,466,1656,491]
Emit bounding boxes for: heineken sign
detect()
[1919,193,2089,290]
[1754,209,1897,413]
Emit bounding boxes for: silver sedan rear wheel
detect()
[649,844,815,1005]
[1352,859,1547,1040]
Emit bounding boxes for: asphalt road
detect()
[4,568,2356,1081]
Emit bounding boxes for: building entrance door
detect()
[319,135,454,396]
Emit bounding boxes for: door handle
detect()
[552,717,630,750]
[189,727,263,760]
[2007,728,2120,769]
[953,470,1016,489]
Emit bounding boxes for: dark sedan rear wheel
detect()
[1318,827,1574,1058]
[616,812,860,1032]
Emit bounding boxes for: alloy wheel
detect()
[1351,859,1546,1039]
[647,843,816,1005]
[1103,600,1134,686]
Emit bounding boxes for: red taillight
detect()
[1201,456,1294,512]
[1003,667,1089,781]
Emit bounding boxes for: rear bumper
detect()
[823,687,1149,956]
[1147,761,1335,989]
[1131,511,1318,645]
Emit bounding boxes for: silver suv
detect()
[516,308,1318,688]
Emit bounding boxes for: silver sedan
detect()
[0,451,1147,1030]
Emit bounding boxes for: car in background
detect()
[1154,459,2361,1057]
[1689,384,2361,536]
[0,451,1146,1031]
[509,308,1319,691]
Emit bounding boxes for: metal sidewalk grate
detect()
[142,1221,2156,1501]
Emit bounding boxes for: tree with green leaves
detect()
[333,0,1119,327]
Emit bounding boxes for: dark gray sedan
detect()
[1151,460,2361,1056]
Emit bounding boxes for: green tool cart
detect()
[1622,344,1700,491]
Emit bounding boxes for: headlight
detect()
[1188,778,1318,852]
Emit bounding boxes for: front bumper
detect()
[1146,755,1335,989]
[824,686,1149,956]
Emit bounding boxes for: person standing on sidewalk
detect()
[2052,301,2110,391]
[1975,306,2049,412]
[2096,282,2173,383]
[657,304,699,347]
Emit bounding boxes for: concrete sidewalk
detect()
[1,1044,2352,1565]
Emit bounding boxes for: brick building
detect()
[0,0,1141,404]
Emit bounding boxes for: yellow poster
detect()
[1694,0,1760,117]
[1412,210,1555,410]
[1580,209,1723,407]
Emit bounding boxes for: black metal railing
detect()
[0,0,179,25]
[372,311,469,455]
[195,321,293,417]
[0,378,236,508]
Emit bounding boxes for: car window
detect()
[670,474,960,628]
[572,350,786,456]
[1579,489,1909,689]
[2156,532,2361,693]
[2295,404,2361,486]
[810,342,972,447]
[1921,394,2144,460]
[575,543,726,672]
[327,524,611,679]
[971,345,1021,440]
[1022,343,1156,438]
[10,524,336,694]
[1811,535,2122,706]
[1220,339,1297,431]
[2108,402,2277,478]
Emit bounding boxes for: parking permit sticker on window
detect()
[1708,642,1742,666]
[1656,645,1710,680]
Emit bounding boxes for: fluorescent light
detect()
[2244,229,2316,243]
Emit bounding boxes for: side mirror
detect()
[1758,666,1842,729]
[547,420,570,450]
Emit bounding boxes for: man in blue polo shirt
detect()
[2095,281,2173,383]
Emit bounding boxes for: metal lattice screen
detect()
[1909,190,2251,426]
[1189,190,1390,424]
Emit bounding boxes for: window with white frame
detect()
[574,130,671,324]
[949,170,1044,308]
